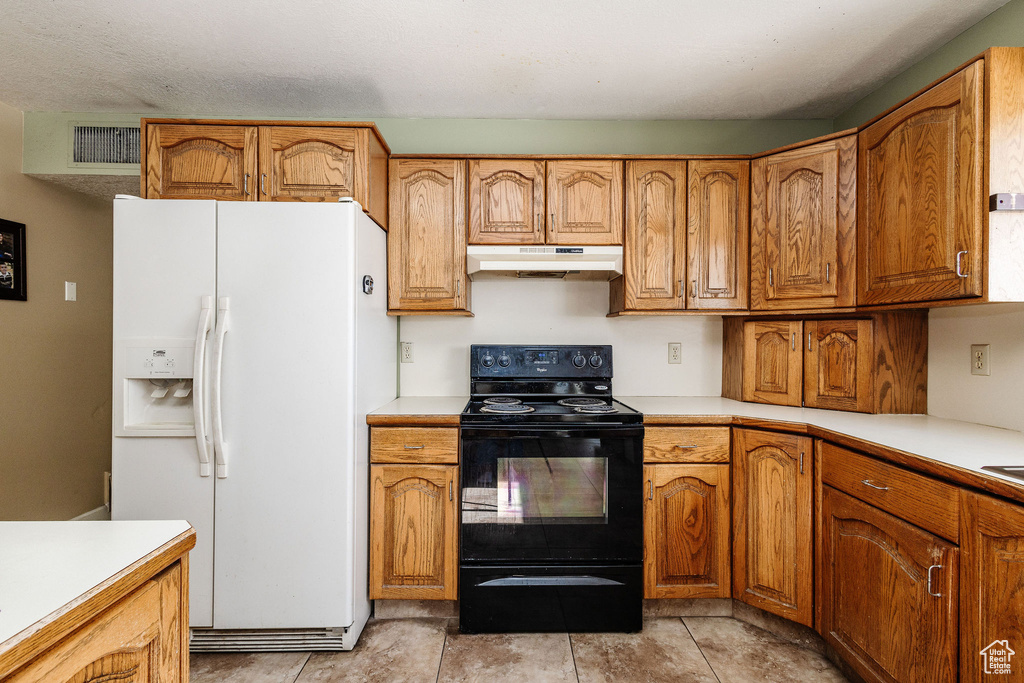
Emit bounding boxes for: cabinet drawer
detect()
[371,427,459,463]
[820,442,959,542]
[644,427,730,463]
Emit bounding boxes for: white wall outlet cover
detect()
[400,341,414,363]
[64,281,77,301]
[668,342,682,364]
[971,344,991,376]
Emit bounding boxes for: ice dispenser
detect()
[114,339,197,437]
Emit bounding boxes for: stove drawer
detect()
[644,426,730,463]
[371,427,459,464]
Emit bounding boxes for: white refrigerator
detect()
[111,197,396,651]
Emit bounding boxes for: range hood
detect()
[466,245,623,280]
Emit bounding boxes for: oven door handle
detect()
[460,426,645,440]
[476,576,626,587]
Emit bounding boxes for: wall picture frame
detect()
[0,218,26,301]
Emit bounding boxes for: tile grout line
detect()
[567,632,581,683]
[681,618,723,683]
[290,652,312,683]
[435,617,450,683]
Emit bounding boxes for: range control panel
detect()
[470,345,612,379]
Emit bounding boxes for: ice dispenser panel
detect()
[115,339,197,436]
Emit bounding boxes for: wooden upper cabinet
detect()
[733,428,814,627]
[145,124,257,201]
[751,135,856,311]
[546,160,624,245]
[742,320,803,406]
[623,161,687,310]
[142,120,390,227]
[859,61,984,305]
[370,464,458,600]
[468,160,546,244]
[820,486,958,683]
[644,463,730,599]
[960,491,1024,681]
[388,158,469,313]
[803,319,872,412]
[687,160,749,310]
[258,126,362,202]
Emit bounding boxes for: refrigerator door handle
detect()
[193,296,214,476]
[211,296,231,479]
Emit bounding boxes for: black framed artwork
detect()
[0,218,26,301]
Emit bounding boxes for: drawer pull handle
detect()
[927,564,942,597]
[674,443,699,449]
[862,479,889,491]
[404,445,426,450]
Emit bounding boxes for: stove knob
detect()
[589,354,604,368]
[572,354,587,368]
[498,354,512,368]
[481,354,495,368]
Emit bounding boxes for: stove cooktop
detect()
[461,397,643,425]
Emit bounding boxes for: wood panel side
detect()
[870,310,928,414]
[366,128,390,230]
[721,317,744,401]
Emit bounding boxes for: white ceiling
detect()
[0,0,1010,120]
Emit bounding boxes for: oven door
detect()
[460,425,643,564]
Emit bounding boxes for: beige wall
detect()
[0,100,113,520]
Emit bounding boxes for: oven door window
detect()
[460,429,642,563]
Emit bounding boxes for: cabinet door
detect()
[644,464,730,599]
[742,320,803,406]
[257,126,366,203]
[859,60,984,305]
[623,161,687,310]
[145,124,257,200]
[803,319,873,412]
[546,160,624,245]
[751,136,856,310]
[961,491,1024,681]
[686,160,749,310]
[7,563,184,683]
[370,464,458,600]
[388,159,468,312]
[468,159,545,244]
[733,429,814,626]
[820,486,958,683]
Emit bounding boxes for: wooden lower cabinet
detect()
[819,486,958,683]
[961,491,1024,681]
[5,562,185,683]
[643,463,730,598]
[370,463,459,600]
[732,428,814,626]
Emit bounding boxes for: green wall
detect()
[21,113,833,176]
[835,0,1024,129]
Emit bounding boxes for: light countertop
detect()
[369,395,1024,490]
[0,520,192,648]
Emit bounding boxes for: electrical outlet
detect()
[668,342,682,364]
[971,344,990,376]
[401,341,414,363]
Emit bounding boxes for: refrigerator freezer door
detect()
[111,198,217,627]
[212,202,358,629]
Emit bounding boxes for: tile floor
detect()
[190,617,849,682]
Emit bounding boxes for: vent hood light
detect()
[467,246,623,281]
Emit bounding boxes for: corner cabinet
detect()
[369,426,460,600]
[751,135,857,311]
[387,159,470,315]
[141,119,389,228]
[732,428,814,627]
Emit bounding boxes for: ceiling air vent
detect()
[73,126,140,164]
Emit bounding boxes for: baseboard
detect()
[71,505,111,521]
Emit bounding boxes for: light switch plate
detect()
[64,281,77,301]
[971,344,990,376]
